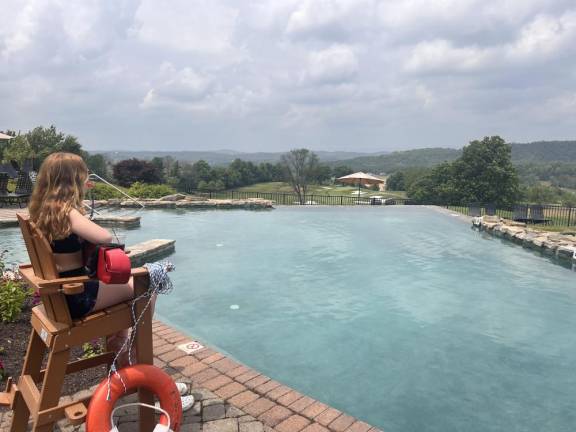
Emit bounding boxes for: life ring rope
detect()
[110,403,172,432]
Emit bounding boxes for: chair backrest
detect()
[17,213,59,280]
[512,205,528,220]
[0,172,9,193]
[469,203,481,217]
[485,203,496,216]
[15,171,33,194]
[17,213,73,324]
[530,204,545,220]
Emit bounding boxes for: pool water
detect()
[2,206,576,432]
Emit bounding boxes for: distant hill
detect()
[93,140,576,173]
[327,148,462,173]
[510,141,576,163]
[329,141,576,173]
[94,150,386,165]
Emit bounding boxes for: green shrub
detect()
[90,181,176,200]
[127,182,176,199]
[0,280,30,322]
[81,339,103,359]
[90,182,125,200]
[0,250,30,322]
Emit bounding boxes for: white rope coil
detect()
[106,261,175,400]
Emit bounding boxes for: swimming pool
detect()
[2,206,575,432]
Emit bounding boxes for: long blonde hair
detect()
[28,152,88,242]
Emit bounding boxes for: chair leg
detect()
[9,393,30,432]
[33,349,70,431]
[134,275,155,432]
[10,329,46,432]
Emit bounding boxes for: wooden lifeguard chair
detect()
[0,214,156,431]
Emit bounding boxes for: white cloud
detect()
[303,45,358,84]
[134,0,238,54]
[405,10,576,73]
[1,0,138,61]
[141,67,213,109]
[140,63,267,116]
[0,0,575,151]
[285,0,375,40]
[507,11,576,60]
[405,40,492,73]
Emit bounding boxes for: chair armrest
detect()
[19,265,90,294]
[38,276,90,289]
[131,267,149,277]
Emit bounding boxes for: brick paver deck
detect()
[0,319,383,431]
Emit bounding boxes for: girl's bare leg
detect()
[92,277,157,364]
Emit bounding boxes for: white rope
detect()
[106,261,175,401]
[110,402,171,432]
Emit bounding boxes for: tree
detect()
[386,171,405,191]
[150,157,166,183]
[332,165,354,179]
[113,158,163,187]
[280,149,321,204]
[25,125,84,167]
[452,136,519,205]
[407,136,520,205]
[3,136,35,164]
[85,154,110,179]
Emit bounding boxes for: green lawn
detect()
[233,182,407,198]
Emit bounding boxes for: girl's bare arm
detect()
[69,208,114,244]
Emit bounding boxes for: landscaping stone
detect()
[99,197,274,210]
[477,217,576,264]
[158,193,187,201]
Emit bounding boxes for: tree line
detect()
[386,136,576,206]
[0,126,355,202]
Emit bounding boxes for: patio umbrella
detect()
[337,172,385,197]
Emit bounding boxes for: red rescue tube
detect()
[86,364,182,431]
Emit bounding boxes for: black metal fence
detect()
[189,190,575,227]
[189,190,413,206]
[444,204,575,227]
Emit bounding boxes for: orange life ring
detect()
[86,364,182,432]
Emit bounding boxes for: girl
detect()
[28,152,193,408]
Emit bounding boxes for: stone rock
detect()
[158,193,187,201]
[557,245,576,261]
[128,239,176,267]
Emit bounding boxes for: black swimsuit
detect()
[51,234,99,319]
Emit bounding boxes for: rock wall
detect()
[88,197,273,210]
[478,219,576,264]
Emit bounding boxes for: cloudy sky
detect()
[1,0,575,153]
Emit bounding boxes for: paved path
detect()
[0,319,381,432]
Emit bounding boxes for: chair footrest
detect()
[65,402,87,426]
[0,377,15,407]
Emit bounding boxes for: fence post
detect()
[568,207,573,227]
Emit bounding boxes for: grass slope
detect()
[234,182,406,198]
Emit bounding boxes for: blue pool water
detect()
[2,206,576,432]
